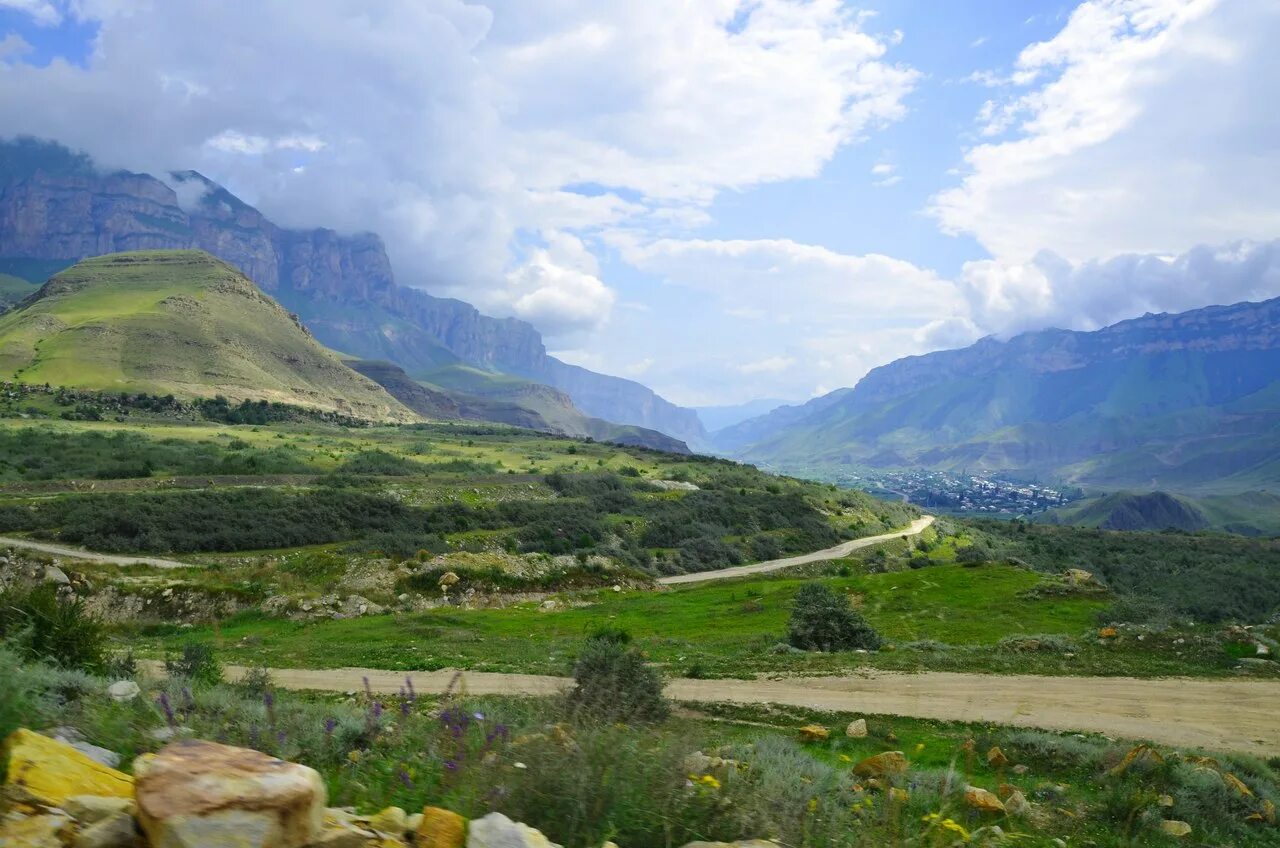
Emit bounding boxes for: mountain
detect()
[0,250,416,422]
[696,398,790,433]
[1042,490,1280,536]
[725,297,1280,493]
[0,137,705,444]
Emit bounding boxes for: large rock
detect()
[467,813,560,848]
[1159,820,1192,838]
[134,740,325,848]
[798,725,829,743]
[417,807,466,848]
[2,728,133,806]
[852,751,907,778]
[64,795,136,825]
[108,681,141,703]
[845,719,868,738]
[0,812,70,848]
[73,811,138,848]
[964,786,1006,814]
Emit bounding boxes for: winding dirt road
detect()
[0,536,191,570]
[658,515,936,585]
[198,663,1278,755]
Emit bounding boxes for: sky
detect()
[1,0,1279,407]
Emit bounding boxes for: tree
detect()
[787,583,882,652]
[568,632,669,723]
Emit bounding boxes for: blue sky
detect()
[2,0,1278,407]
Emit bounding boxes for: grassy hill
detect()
[0,272,37,311]
[0,250,416,422]
[1044,490,1280,536]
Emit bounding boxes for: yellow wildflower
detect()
[698,774,721,789]
[347,750,362,763]
[914,743,926,754]
[941,818,970,840]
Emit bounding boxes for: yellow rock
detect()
[1159,820,1192,838]
[888,787,909,803]
[852,751,907,778]
[1262,799,1276,825]
[1107,744,1163,777]
[0,813,68,848]
[987,746,1009,768]
[417,806,466,848]
[1223,772,1254,797]
[1099,627,1118,638]
[2,729,133,807]
[964,785,1006,814]
[367,806,408,835]
[798,725,830,743]
[1158,794,1175,808]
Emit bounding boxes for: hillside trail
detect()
[658,515,936,585]
[0,536,192,569]
[171,663,1279,755]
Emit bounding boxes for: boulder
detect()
[467,812,561,848]
[107,681,141,703]
[438,572,460,589]
[1004,790,1030,816]
[852,751,907,778]
[964,786,1006,814]
[405,814,424,834]
[2,728,133,806]
[73,811,138,848]
[0,813,70,848]
[134,740,326,848]
[987,746,1009,767]
[798,725,829,743]
[367,806,407,835]
[1064,568,1095,586]
[1158,794,1175,808]
[1158,820,1192,838]
[418,807,466,848]
[310,818,379,848]
[845,719,868,738]
[44,564,71,585]
[64,795,136,825]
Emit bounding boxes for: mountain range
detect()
[0,138,705,445]
[717,297,1280,494]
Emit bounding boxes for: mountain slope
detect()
[0,139,704,443]
[1042,490,1280,536]
[727,298,1280,492]
[0,250,416,422]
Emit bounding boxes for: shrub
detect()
[568,634,669,723]
[955,545,989,565]
[996,634,1077,654]
[0,583,105,671]
[165,641,223,685]
[787,583,882,652]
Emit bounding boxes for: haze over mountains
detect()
[0,139,705,446]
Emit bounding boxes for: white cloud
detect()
[0,0,60,26]
[739,356,796,375]
[502,232,615,339]
[934,0,1280,264]
[0,0,916,346]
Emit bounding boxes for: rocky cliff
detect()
[0,138,704,444]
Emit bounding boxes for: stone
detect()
[798,725,829,742]
[1004,790,1030,816]
[107,681,141,703]
[987,746,1009,767]
[73,811,138,848]
[406,814,424,834]
[1223,772,1254,797]
[0,813,69,848]
[44,564,71,584]
[64,795,136,825]
[964,786,1006,814]
[1158,794,1175,808]
[311,819,378,848]
[467,812,561,848]
[1065,568,1095,585]
[69,741,123,769]
[367,806,407,835]
[1098,627,1118,639]
[438,572,460,588]
[418,807,466,848]
[852,751,907,778]
[1011,764,1030,775]
[1263,799,1277,825]
[2,729,133,807]
[845,719,867,738]
[888,787,910,803]
[1158,820,1192,838]
[1107,744,1164,777]
[134,740,326,848]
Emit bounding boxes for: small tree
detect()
[568,632,669,723]
[787,583,881,652]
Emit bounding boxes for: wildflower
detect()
[941,818,970,840]
[156,692,176,727]
[323,717,337,737]
[362,676,372,699]
[474,711,485,721]
[839,754,852,763]
[914,742,926,753]
[807,799,818,813]
[698,774,721,789]
[347,750,361,763]
[398,768,413,788]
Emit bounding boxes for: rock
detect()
[2,728,133,806]
[134,740,326,848]
[311,819,378,848]
[0,813,69,848]
[44,564,71,584]
[467,812,561,848]
[107,681,140,703]
[987,746,1009,767]
[367,806,407,835]
[418,807,466,848]
[964,786,1006,814]
[438,572,460,588]
[64,795,136,825]
[1107,744,1164,777]
[1158,820,1192,838]
[1098,627,1118,639]
[538,600,558,611]
[1004,790,1030,816]
[405,814,423,834]
[1011,764,1029,775]
[1065,568,1095,586]
[852,751,907,778]
[1224,772,1254,797]
[845,719,867,738]
[1158,794,1175,808]
[1263,799,1277,824]
[798,725,829,743]
[888,787,909,803]
[73,811,138,848]
[69,741,122,769]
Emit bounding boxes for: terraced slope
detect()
[0,250,416,422]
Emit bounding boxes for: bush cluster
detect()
[786,583,882,652]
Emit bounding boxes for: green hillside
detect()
[1044,490,1280,536]
[0,250,417,422]
[0,272,37,311]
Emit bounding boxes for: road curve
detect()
[0,536,192,570]
[658,515,936,585]
[187,663,1279,756]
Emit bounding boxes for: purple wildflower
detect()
[398,768,413,788]
[324,717,338,737]
[157,692,175,727]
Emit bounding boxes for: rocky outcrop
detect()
[0,139,703,443]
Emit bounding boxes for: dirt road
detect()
[0,536,191,570]
[198,663,1279,755]
[658,516,936,585]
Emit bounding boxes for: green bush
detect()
[786,582,882,652]
[568,634,669,723]
[165,641,223,685]
[0,583,104,671]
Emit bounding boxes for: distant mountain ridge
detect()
[722,297,1280,493]
[0,138,705,444]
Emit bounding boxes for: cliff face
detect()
[0,140,704,443]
